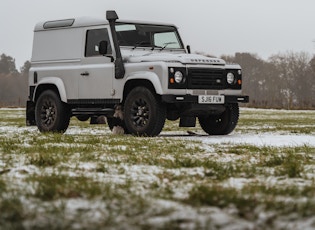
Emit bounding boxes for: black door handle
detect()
[80,71,89,76]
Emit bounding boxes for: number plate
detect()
[198,95,225,104]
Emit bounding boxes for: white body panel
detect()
[32,28,83,62]
[29,16,245,104]
[79,57,114,99]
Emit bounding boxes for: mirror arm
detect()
[186,45,191,54]
[106,55,115,62]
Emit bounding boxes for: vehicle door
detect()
[79,27,114,100]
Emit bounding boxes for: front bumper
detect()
[161,95,249,104]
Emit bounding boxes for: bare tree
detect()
[269,51,312,109]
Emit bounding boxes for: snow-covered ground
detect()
[179,133,315,147]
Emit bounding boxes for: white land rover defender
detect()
[26,11,249,136]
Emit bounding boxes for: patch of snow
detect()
[185,133,315,147]
[225,177,250,190]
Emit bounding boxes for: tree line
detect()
[0,54,30,107]
[214,51,315,109]
[0,51,314,109]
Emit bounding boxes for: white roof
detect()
[34,17,177,32]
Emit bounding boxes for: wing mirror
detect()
[186,45,191,54]
[99,40,108,55]
[99,40,114,62]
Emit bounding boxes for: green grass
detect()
[0,197,26,229]
[236,109,315,134]
[0,108,315,229]
[184,182,315,219]
[26,173,123,201]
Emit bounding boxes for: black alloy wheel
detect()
[35,90,70,133]
[123,86,166,136]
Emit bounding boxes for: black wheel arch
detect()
[123,79,158,103]
[34,84,61,102]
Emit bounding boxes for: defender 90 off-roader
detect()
[26,11,249,136]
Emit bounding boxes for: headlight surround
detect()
[226,69,242,89]
[168,67,187,89]
[227,72,235,85]
[174,71,184,84]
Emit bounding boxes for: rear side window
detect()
[85,28,112,57]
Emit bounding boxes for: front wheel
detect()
[35,90,70,133]
[123,87,166,136]
[198,104,239,135]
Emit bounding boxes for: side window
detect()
[85,28,112,57]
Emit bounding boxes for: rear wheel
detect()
[35,90,70,133]
[76,115,90,122]
[198,104,239,135]
[123,87,166,136]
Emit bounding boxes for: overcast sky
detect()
[1,0,315,68]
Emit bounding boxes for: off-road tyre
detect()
[123,87,166,136]
[35,90,70,133]
[198,103,239,135]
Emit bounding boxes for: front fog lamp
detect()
[174,71,184,83]
[227,72,235,85]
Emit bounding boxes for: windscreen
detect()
[115,23,184,49]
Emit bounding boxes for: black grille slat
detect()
[188,68,226,89]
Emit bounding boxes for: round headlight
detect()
[227,72,235,85]
[174,71,184,83]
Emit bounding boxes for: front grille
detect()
[187,68,226,89]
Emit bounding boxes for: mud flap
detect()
[26,100,36,126]
[179,116,196,127]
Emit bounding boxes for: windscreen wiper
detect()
[133,41,151,50]
[160,42,176,51]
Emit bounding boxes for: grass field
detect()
[1,108,315,229]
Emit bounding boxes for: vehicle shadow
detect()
[159,132,209,138]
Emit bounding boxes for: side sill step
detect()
[72,108,115,116]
